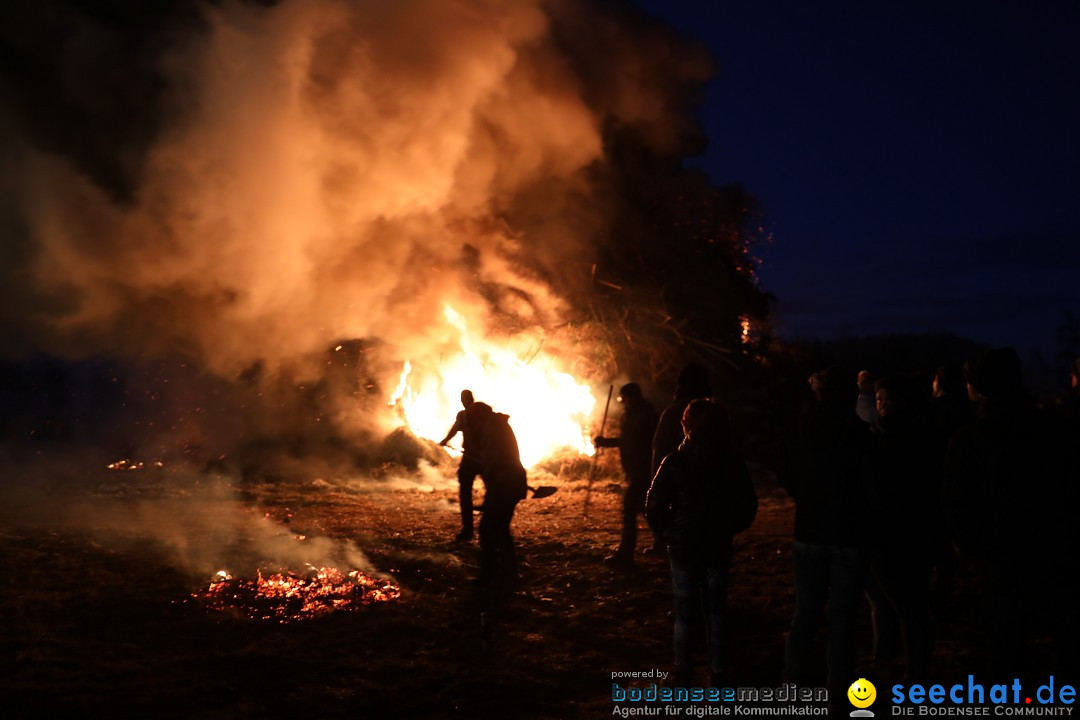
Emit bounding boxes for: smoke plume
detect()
[0,0,712,452]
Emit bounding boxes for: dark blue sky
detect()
[636,0,1080,356]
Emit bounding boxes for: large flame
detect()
[390,306,595,467]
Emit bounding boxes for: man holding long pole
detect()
[594,382,659,568]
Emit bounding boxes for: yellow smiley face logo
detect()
[848,678,876,708]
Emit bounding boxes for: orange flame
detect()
[389,305,595,467]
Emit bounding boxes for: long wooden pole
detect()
[582,384,614,519]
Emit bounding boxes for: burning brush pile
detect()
[192,565,400,623]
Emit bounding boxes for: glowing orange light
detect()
[389,305,595,467]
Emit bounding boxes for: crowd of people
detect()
[439,350,1080,694]
[780,351,1080,697]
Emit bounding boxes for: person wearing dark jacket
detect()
[865,374,943,682]
[944,348,1078,681]
[594,382,659,567]
[646,399,757,687]
[649,363,716,556]
[922,364,973,620]
[652,363,714,476]
[778,367,874,700]
[471,403,528,586]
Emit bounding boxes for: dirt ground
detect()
[0,455,1063,719]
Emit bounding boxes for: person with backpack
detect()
[645,399,758,688]
[471,402,529,587]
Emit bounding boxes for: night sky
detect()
[637,0,1080,358]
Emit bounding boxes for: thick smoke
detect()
[0,0,712,450]
[0,0,718,586]
[0,454,380,579]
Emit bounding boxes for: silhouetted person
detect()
[650,363,716,557]
[472,403,528,586]
[865,374,942,682]
[924,364,974,617]
[1054,356,1080,430]
[440,389,484,541]
[931,364,975,442]
[778,367,874,699]
[594,383,659,567]
[944,348,1078,681]
[653,364,714,476]
[646,399,757,687]
[856,369,879,427]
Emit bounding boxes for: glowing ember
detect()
[389,305,596,467]
[106,459,165,471]
[193,566,400,622]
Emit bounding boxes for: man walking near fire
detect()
[594,382,659,568]
[440,389,484,542]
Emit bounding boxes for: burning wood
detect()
[191,566,400,623]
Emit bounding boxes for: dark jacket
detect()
[872,410,944,555]
[943,397,1075,579]
[605,399,659,480]
[646,428,757,565]
[931,395,975,447]
[652,396,722,475]
[478,411,528,503]
[778,398,874,547]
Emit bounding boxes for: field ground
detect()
[0,455,1060,718]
